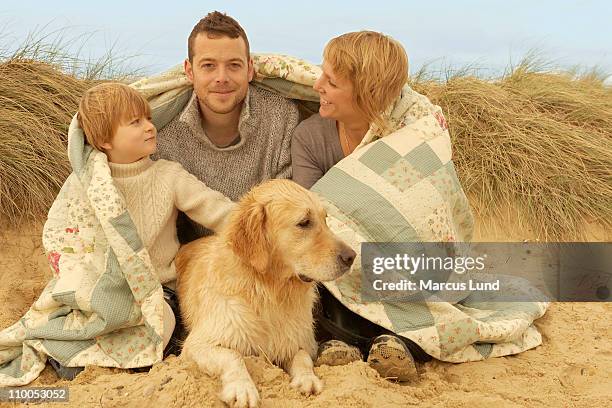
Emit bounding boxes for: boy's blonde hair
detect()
[323,31,409,132]
[77,83,151,151]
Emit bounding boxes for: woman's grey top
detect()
[291,113,345,189]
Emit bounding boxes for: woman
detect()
[292,31,429,381]
[292,30,408,188]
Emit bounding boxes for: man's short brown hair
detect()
[188,11,250,61]
[77,83,151,151]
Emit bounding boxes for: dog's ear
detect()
[228,198,269,273]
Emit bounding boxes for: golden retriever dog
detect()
[175,179,356,408]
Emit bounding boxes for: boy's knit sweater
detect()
[108,156,235,285]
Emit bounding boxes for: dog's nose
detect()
[338,246,356,268]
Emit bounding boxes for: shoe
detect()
[366,335,417,381]
[315,340,363,367]
[48,358,84,380]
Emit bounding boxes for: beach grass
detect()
[1,32,610,240]
[0,28,137,223]
[411,59,611,240]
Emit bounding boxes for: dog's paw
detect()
[220,378,260,408]
[290,372,323,395]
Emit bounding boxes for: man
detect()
[154,11,300,241]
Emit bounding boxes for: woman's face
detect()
[314,61,360,123]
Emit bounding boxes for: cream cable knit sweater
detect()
[108,156,235,285]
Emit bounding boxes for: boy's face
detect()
[184,33,254,117]
[101,115,157,164]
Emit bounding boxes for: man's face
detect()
[185,33,254,116]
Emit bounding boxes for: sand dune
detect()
[1,219,610,407]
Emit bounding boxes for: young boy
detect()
[50,82,236,379]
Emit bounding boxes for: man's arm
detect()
[273,100,300,179]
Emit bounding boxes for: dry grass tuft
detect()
[412,60,612,240]
[0,59,97,222]
[0,27,138,224]
[1,37,610,241]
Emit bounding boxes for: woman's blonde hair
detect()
[323,31,408,132]
[77,83,151,151]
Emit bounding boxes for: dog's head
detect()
[226,179,356,283]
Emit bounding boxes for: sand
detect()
[0,219,610,408]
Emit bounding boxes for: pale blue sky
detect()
[1,0,610,78]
